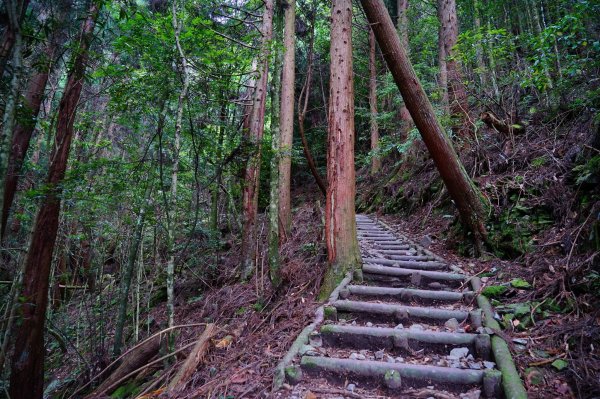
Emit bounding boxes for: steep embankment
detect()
[356,111,600,397]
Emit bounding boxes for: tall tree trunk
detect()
[360,0,488,252]
[113,181,152,357]
[1,34,61,240]
[269,13,282,287]
[297,10,326,196]
[277,0,295,239]
[438,0,471,137]
[210,101,227,234]
[9,2,102,398]
[241,0,274,281]
[0,0,24,242]
[320,0,361,299]
[166,0,190,344]
[473,0,488,90]
[368,28,381,174]
[396,0,413,138]
[0,0,29,79]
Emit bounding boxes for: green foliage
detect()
[482,285,508,298]
[510,278,532,289]
[572,155,600,185]
[551,359,569,371]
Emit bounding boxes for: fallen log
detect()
[167,323,217,392]
[480,112,525,136]
[91,334,163,396]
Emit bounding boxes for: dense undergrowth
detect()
[39,199,327,398]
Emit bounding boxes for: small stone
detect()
[444,318,459,331]
[299,345,317,356]
[469,362,482,370]
[366,322,373,327]
[394,323,404,329]
[209,366,217,376]
[346,383,356,392]
[409,324,424,330]
[456,328,466,333]
[483,361,496,369]
[466,354,474,360]
[349,352,358,360]
[386,355,395,363]
[356,353,366,360]
[374,349,385,360]
[427,386,434,389]
[395,356,404,362]
[284,365,303,385]
[450,347,469,358]
[309,332,322,347]
[384,369,402,389]
[419,235,433,248]
[460,389,481,399]
[351,320,357,325]
[450,361,460,368]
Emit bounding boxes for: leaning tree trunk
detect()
[1,32,62,240]
[368,28,381,174]
[240,0,274,281]
[320,0,362,299]
[438,0,471,137]
[277,0,295,239]
[360,0,488,252]
[9,3,102,398]
[297,9,326,196]
[0,0,24,240]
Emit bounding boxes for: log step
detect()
[363,264,466,283]
[363,257,446,271]
[331,300,481,326]
[319,324,491,359]
[344,285,474,304]
[300,356,500,391]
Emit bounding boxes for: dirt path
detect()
[275,215,527,399]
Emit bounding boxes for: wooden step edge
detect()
[362,264,466,281]
[299,356,503,393]
[362,258,447,271]
[319,324,492,360]
[344,285,474,303]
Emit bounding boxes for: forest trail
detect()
[278,215,527,398]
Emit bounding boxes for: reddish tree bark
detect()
[368,28,381,174]
[240,0,274,280]
[277,0,296,238]
[1,39,58,239]
[359,0,488,250]
[9,2,102,398]
[320,0,361,298]
[438,0,471,137]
